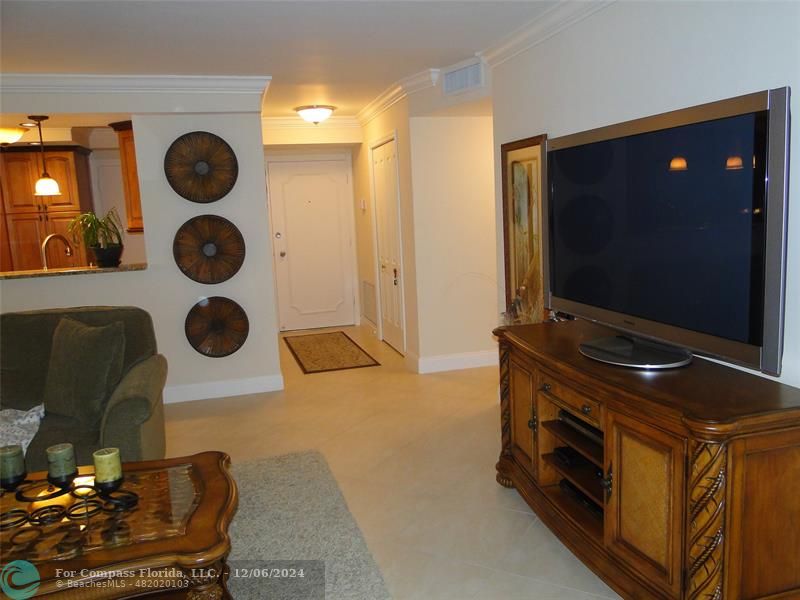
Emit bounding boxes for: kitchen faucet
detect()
[40,233,74,270]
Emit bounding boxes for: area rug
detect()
[284,331,380,374]
[228,451,391,600]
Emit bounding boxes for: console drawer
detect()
[539,373,603,429]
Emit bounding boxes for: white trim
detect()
[416,350,499,374]
[164,374,284,404]
[357,69,440,125]
[0,73,271,95]
[262,116,361,130]
[478,1,615,68]
[405,349,421,373]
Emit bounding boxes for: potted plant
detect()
[68,208,124,268]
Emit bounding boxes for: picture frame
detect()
[501,134,547,324]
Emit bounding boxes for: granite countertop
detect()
[0,263,148,280]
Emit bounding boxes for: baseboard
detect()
[415,350,498,374]
[164,374,285,404]
[405,350,420,373]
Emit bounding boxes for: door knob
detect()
[279,251,286,257]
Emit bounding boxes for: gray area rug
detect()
[228,451,391,600]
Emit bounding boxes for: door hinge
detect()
[601,464,613,500]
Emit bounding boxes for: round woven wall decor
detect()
[185,296,249,358]
[173,215,245,284]
[164,131,238,203]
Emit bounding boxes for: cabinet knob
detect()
[527,417,537,430]
[540,383,551,393]
[581,404,592,415]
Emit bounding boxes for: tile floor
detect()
[165,325,620,600]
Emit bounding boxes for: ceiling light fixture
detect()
[29,115,61,196]
[295,105,336,125]
[0,127,26,145]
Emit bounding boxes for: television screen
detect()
[548,112,769,347]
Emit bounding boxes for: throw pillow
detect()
[42,318,126,430]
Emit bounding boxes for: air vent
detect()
[442,61,485,96]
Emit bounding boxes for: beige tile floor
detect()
[165,325,620,600]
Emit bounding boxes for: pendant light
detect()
[0,127,25,145]
[29,115,61,196]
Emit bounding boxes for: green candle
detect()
[0,445,25,480]
[46,443,76,479]
[93,448,122,483]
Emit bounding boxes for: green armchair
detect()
[0,306,167,472]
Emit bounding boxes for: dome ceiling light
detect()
[295,105,336,125]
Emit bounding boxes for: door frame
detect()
[368,131,406,354]
[264,151,361,328]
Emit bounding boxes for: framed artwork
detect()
[501,134,547,324]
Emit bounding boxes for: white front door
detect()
[372,140,405,353]
[268,160,356,331]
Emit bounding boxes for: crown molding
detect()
[0,74,271,95]
[357,68,440,125]
[262,116,361,130]
[479,1,615,68]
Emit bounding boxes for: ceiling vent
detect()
[442,60,485,96]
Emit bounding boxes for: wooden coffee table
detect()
[0,451,237,599]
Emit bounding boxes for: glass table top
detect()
[0,465,201,564]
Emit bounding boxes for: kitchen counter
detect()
[0,262,148,280]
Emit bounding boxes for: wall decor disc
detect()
[185,296,249,358]
[173,215,245,284]
[164,131,238,203]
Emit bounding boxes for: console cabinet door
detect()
[725,428,800,599]
[509,356,536,480]
[604,410,685,598]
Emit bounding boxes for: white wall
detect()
[409,116,498,371]
[492,0,800,387]
[0,109,282,402]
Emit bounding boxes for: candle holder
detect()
[94,476,124,495]
[99,488,138,512]
[47,471,78,489]
[0,472,27,492]
[15,481,70,503]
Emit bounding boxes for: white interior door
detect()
[268,160,356,331]
[372,140,405,353]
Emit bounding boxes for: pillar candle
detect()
[93,448,122,483]
[0,445,25,480]
[46,443,76,479]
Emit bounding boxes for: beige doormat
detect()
[284,331,380,374]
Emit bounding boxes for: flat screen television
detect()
[544,88,791,375]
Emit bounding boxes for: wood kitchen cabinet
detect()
[109,120,143,232]
[0,146,94,271]
[495,321,800,599]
